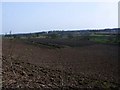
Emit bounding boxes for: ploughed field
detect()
[2,38,120,89]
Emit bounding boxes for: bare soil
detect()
[2,38,120,89]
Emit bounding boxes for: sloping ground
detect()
[0,38,2,89]
[2,56,119,89]
[2,39,120,89]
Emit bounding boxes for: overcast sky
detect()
[2,2,118,34]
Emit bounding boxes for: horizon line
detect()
[1,27,119,35]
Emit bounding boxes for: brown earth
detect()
[2,38,120,89]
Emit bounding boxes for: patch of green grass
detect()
[89,35,120,44]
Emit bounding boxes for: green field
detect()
[89,35,120,44]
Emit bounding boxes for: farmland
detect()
[2,29,120,89]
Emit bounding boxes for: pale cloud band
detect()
[118,2,120,28]
[0,1,119,34]
[1,0,120,2]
